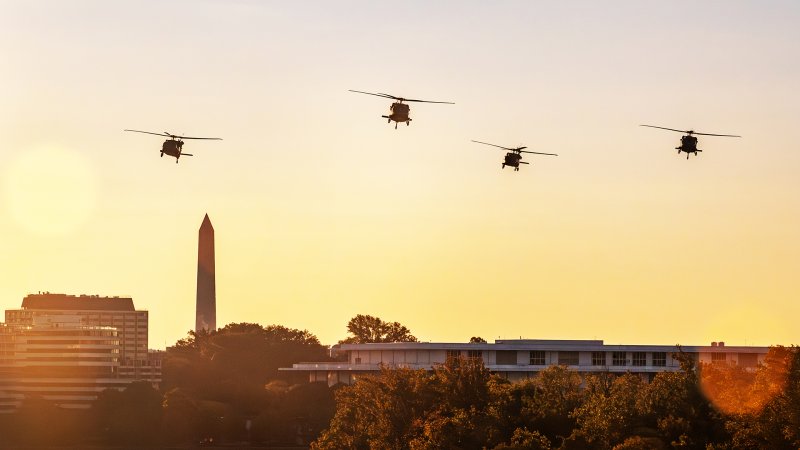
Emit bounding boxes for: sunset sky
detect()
[2,1,799,348]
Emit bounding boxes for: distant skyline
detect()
[2,1,799,348]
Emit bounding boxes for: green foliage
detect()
[572,373,647,448]
[339,314,418,344]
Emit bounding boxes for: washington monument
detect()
[196,214,216,332]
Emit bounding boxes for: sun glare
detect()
[3,146,97,236]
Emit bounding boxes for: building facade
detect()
[0,315,130,412]
[0,293,162,412]
[281,339,770,386]
[5,293,150,379]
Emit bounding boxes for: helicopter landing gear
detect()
[406,121,410,126]
[501,164,505,169]
[160,152,164,157]
[514,167,519,171]
[395,122,398,129]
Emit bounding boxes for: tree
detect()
[470,336,487,343]
[312,367,434,449]
[492,428,552,450]
[92,382,163,445]
[572,373,647,448]
[339,314,417,344]
[162,322,333,445]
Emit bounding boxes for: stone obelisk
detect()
[196,214,216,332]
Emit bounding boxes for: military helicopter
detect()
[640,125,740,159]
[349,90,454,129]
[471,140,558,171]
[124,129,222,163]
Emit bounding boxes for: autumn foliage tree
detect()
[313,347,800,450]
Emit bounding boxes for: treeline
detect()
[1,316,799,449]
[313,347,800,450]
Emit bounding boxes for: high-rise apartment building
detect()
[5,293,150,379]
[0,314,127,412]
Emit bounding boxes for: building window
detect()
[612,352,627,366]
[354,357,362,364]
[529,351,545,365]
[497,350,517,365]
[632,352,646,366]
[467,350,482,361]
[652,352,666,367]
[591,352,606,366]
[738,353,758,368]
[711,353,727,364]
[558,351,579,366]
[446,350,461,361]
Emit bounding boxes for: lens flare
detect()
[699,347,791,415]
[3,145,97,236]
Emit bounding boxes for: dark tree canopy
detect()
[470,336,488,343]
[339,314,418,344]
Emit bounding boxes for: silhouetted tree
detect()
[339,314,417,344]
[162,322,332,445]
[92,381,162,445]
[470,336,487,343]
[8,395,88,446]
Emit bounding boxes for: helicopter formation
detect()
[124,90,741,170]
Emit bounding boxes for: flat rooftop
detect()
[21,293,136,312]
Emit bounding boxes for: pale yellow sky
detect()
[1,1,799,348]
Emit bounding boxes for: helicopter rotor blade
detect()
[640,124,740,138]
[520,150,558,156]
[161,131,221,140]
[174,136,223,140]
[471,140,515,151]
[400,97,455,104]
[181,153,194,156]
[124,129,171,137]
[640,124,691,134]
[691,131,741,138]
[349,90,396,100]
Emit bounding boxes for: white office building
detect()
[281,339,770,386]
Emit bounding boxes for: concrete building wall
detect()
[282,339,771,387]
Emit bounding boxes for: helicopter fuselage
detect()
[676,134,701,159]
[161,139,184,159]
[382,102,411,128]
[502,152,526,171]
